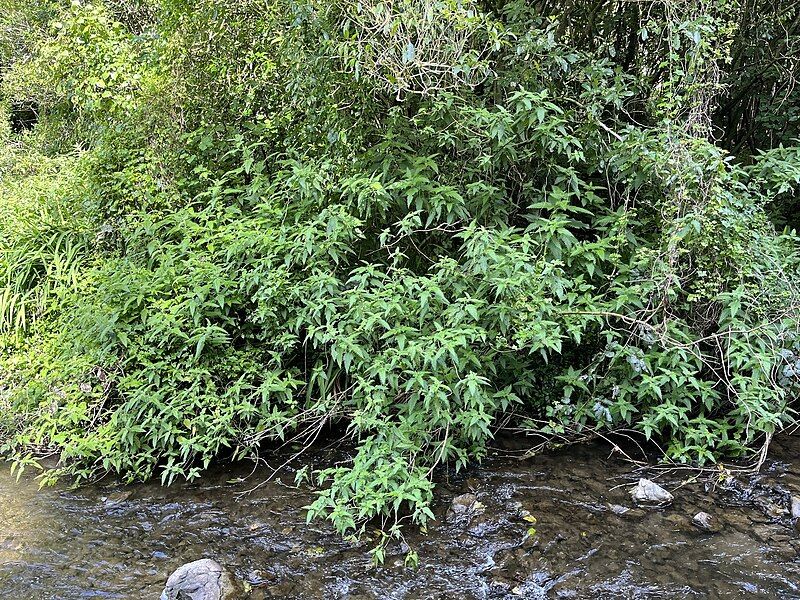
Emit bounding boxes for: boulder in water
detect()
[630,478,673,507]
[160,558,240,600]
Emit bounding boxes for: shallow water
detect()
[2,436,800,599]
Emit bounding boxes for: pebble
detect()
[691,511,719,532]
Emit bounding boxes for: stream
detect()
[2,436,800,599]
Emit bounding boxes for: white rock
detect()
[791,495,800,519]
[692,511,718,532]
[630,478,673,507]
[160,558,240,600]
[608,503,631,515]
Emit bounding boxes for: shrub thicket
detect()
[1,0,800,551]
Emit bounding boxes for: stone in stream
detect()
[630,478,673,507]
[691,511,720,532]
[608,503,631,515]
[446,492,485,523]
[102,490,132,506]
[160,559,240,600]
[791,495,800,519]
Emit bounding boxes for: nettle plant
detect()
[1,0,800,558]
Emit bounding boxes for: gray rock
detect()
[160,559,240,600]
[446,492,484,523]
[102,491,132,506]
[630,478,673,507]
[452,492,477,509]
[608,503,631,515]
[791,495,800,519]
[691,511,719,532]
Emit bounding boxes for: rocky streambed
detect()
[3,436,800,599]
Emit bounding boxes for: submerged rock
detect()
[452,492,478,509]
[510,580,548,599]
[691,511,719,532]
[608,503,631,515]
[759,499,789,519]
[160,559,240,600]
[630,478,673,507]
[102,491,132,506]
[447,492,485,523]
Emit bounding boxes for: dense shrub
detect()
[1,0,799,553]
